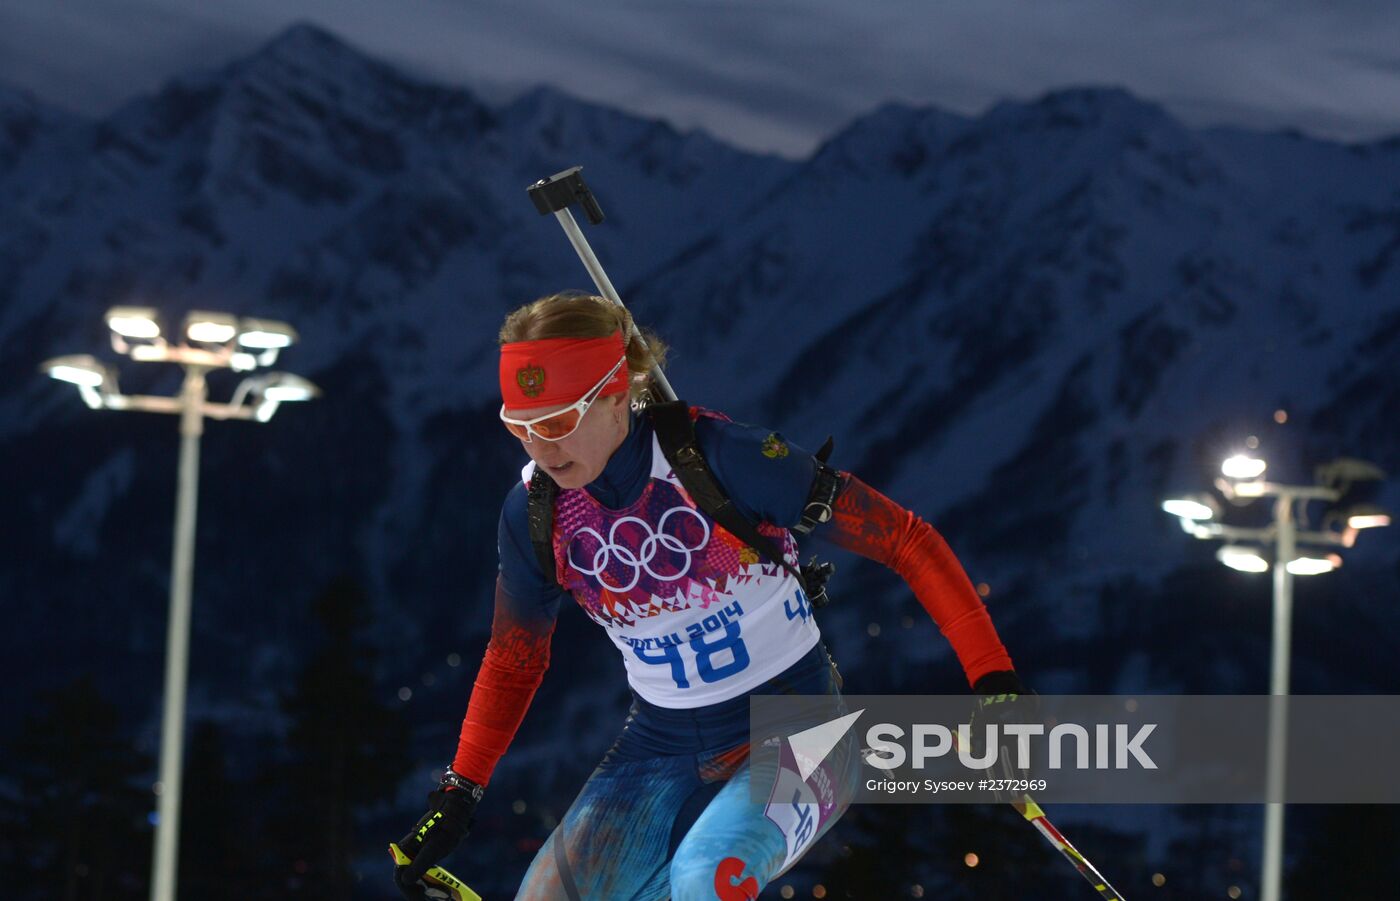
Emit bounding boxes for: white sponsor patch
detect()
[764,740,842,873]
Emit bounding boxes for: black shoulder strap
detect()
[526,468,561,588]
[648,400,810,593]
[793,436,842,536]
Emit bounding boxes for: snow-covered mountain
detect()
[3,23,1398,882]
[0,22,788,660]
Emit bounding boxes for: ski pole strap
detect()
[648,401,812,596]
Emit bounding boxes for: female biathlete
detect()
[394,292,1027,900]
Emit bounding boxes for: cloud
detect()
[1,0,1398,156]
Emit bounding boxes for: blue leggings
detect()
[516,645,853,901]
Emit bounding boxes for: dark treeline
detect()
[1,577,407,900]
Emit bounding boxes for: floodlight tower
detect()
[42,307,319,901]
[1163,453,1389,901]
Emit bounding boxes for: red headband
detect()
[499,330,629,409]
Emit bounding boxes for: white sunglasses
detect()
[499,355,627,443]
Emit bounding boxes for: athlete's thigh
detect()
[666,761,785,901]
[669,736,861,901]
[515,754,698,901]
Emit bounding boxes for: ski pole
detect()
[1013,795,1126,900]
[526,167,678,402]
[949,729,1125,898]
[388,842,482,901]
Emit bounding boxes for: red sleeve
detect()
[451,576,556,786]
[824,473,1014,687]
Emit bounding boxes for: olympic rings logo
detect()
[567,507,712,593]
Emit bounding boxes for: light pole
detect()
[1163,454,1389,901]
[42,307,319,901]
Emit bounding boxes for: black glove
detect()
[969,670,1039,801]
[394,782,479,900]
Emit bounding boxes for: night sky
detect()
[2,0,1399,156]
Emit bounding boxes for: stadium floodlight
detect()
[185,310,239,346]
[237,318,298,349]
[106,305,161,339]
[1285,555,1340,576]
[1222,454,1267,480]
[41,354,116,410]
[229,353,259,372]
[42,354,110,388]
[232,372,321,423]
[237,317,298,368]
[1344,505,1391,530]
[107,305,165,355]
[1216,545,1269,573]
[261,373,318,402]
[1162,495,1217,521]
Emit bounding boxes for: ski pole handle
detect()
[388,841,482,901]
[526,167,678,403]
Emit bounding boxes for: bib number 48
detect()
[634,621,750,689]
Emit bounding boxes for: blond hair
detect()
[499,291,668,404]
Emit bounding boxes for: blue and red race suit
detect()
[450,410,1014,899]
